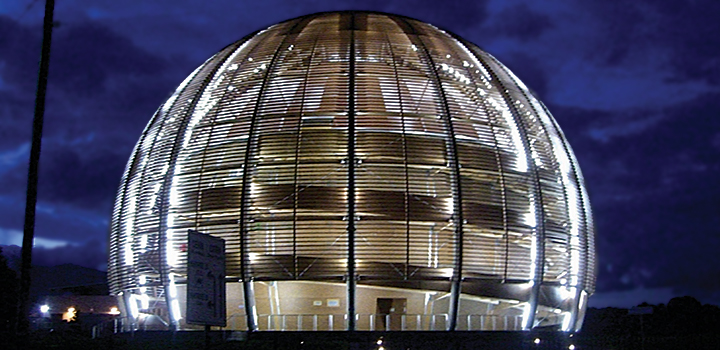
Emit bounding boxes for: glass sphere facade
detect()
[108,11,595,332]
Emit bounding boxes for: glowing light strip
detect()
[128,294,139,319]
[523,94,583,287]
[168,273,181,321]
[522,303,533,326]
[561,311,572,331]
[181,40,253,149]
[140,293,150,310]
[490,100,528,172]
[124,242,133,266]
[161,64,204,115]
[493,52,588,328]
[163,42,256,269]
[454,40,527,172]
[122,184,138,266]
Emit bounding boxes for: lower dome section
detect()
[117,279,588,332]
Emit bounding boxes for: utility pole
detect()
[17,0,55,340]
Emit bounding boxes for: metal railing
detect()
[254,313,522,331]
[93,313,523,336]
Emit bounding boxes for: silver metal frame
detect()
[107,11,596,332]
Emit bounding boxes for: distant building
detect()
[107,11,596,332]
[34,295,120,334]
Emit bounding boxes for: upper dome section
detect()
[109,11,595,309]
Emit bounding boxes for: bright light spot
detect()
[534,338,540,345]
[561,311,573,331]
[522,304,533,328]
[124,242,133,266]
[171,299,182,321]
[63,307,77,322]
[446,54,451,58]
[40,305,49,313]
[161,65,201,114]
[490,104,527,172]
[579,290,588,312]
[378,347,385,350]
[411,44,418,51]
[169,185,181,207]
[129,295,139,319]
[139,234,148,250]
[167,240,179,267]
[31,236,70,249]
[560,286,576,301]
[169,276,178,298]
[439,267,454,278]
[568,345,575,350]
[140,294,150,310]
[377,339,383,345]
[109,307,120,315]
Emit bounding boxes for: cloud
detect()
[0,15,42,91]
[0,142,29,175]
[498,51,549,98]
[0,15,179,248]
[589,287,677,308]
[48,20,165,96]
[1,240,107,271]
[578,1,720,86]
[551,92,720,299]
[0,228,71,248]
[488,3,553,42]
[36,141,125,210]
[375,0,489,32]
[32,240,108,271]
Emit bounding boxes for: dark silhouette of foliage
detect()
[0,247,19,336]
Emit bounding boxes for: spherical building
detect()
[108,11,595,332]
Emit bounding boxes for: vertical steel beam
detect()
[18,0,54,340]
[472,51,547,331]
[346,12,357,331]
[544,104,593,331]
[381,27,412,279]
[155,39,249,330]
[399,19,465,331]
[237,19,309,332]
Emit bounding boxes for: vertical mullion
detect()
[544,103,593,331]
[346,12,357,331]
[155,41,245,328]
[472,51,547,330]
[401,19,465,331]
[383,31,412,280]
[292,34,321,280]
[238,19,308,332]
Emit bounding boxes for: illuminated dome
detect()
[108,11,595,332]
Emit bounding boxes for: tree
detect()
[0,247,19,335]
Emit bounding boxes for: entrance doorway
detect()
[376,298,407,331]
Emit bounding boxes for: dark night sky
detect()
[1,0,718,308]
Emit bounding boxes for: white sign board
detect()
[186,230,226,326]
